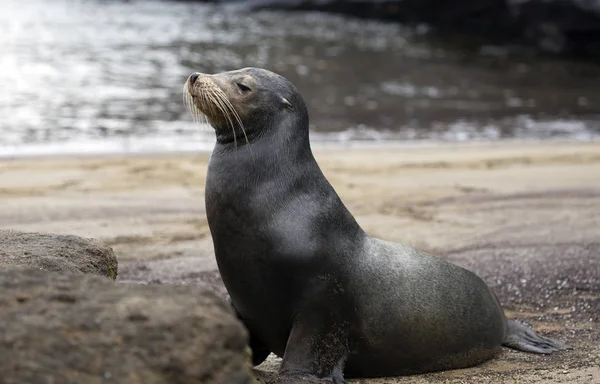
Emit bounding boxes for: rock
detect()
[0,267,255,384]
[118,259,229,299]
[217,0,600,57]
[0,229,118,279]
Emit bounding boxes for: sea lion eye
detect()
[281,97,293,109]
[236,83,251,92]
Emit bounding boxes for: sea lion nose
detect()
[189,72,200,86]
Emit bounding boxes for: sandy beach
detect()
[1,141,599,383]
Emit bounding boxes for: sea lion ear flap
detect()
[281,96,293,110]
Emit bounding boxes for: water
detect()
[1,0,599,157]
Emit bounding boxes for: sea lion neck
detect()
[206,117,363,238]
[209,115,315,189]
[212,105,310,159]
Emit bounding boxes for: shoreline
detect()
[1,136,599,161]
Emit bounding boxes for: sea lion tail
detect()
[502,319,568,354]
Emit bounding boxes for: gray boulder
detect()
[0,267,255,384]
[0,229,118,279]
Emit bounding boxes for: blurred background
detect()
[1,0,599,157]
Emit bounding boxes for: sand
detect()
[1,141,599,383]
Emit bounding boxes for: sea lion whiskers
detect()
[184,74,253,155]
[182,82,192,119]
[214,91,254,159]
[197,84,210,126]
[213,87,250,147]
[184,80,234,143]
[183,82,204,124]
[184,79,222,128]
[206,88,238,148]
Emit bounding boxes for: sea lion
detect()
[183,68,565,383]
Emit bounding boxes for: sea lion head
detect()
[184,67,308,145]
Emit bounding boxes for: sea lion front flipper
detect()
[226,295,271,366]
[278,312,348,384]
[502,319,568,354]
[246,326,272,366]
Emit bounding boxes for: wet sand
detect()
[1,141,599,383]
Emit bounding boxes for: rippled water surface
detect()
[1,0,599,156]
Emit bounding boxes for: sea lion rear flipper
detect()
[502,319,568,354]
